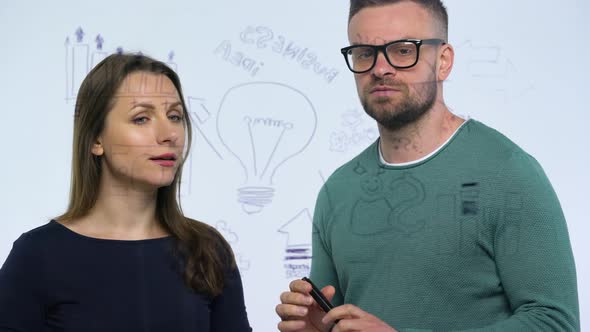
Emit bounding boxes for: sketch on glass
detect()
[216,82,317,214]
[215,220,251,273]
[278,209,313,279]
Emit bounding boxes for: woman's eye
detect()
[133,116,149,124]
[169,113,184,122]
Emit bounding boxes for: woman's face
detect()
[92,71,186,191]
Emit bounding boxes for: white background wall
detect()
[0,0,588,330]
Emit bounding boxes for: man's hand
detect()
[276,279,336,332]
[322,304,398,332]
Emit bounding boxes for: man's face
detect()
[348,2,443,130]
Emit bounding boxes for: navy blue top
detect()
[0,220,252,332]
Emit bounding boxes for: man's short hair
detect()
[349,0,448,40]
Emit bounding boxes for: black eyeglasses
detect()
[340,38,446,73]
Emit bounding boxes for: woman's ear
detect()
[91,138,104,156]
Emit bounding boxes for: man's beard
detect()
[361,75,437,131]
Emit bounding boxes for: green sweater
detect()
[310,119,579,331]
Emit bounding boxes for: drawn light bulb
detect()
[217,82,317,214]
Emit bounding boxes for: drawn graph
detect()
[64,27,179,102]
[64,27,108,102]
[278,209,313,278]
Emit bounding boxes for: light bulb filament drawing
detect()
[217,82,317,214]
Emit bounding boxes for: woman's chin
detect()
[130,176,176,192]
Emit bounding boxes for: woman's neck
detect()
[59,173,168,240]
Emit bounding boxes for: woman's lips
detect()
[149,153,177,167]
[150,159,175,167]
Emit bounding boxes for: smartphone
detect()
[301,277,335,313]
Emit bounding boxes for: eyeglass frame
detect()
[340,38,447,74]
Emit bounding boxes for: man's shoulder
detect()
[464,119,521,149]
[464,119,549,182]
[460,119,532,162]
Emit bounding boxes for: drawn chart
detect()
[64,27,178,103]
[278,209,313,279]
[64,27,108,102]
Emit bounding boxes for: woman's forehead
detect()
[115,71,179,98]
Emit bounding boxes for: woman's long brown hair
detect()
[56,53,235,297]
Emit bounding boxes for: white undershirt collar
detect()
[379,119,469,167]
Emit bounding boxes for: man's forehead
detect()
[347,3,435,43]
[349,33,416,45]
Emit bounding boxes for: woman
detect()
[0,54,252,331]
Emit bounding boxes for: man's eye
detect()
[352,48,374,60]
[397,48,413,56]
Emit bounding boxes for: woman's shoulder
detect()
[13,220,63,246]
[2,221,63,273]
[8,220,86,259]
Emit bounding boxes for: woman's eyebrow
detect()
[129,101,156,111]
[164,101,183,109]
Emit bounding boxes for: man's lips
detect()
[370,85,403,97]
[370,85,402,93]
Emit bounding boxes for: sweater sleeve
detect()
[0,233,46,332]
[417,151,579,332]
[310,184,344,305]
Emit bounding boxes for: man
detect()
[276,0,579,331]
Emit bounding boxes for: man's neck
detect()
[378,105,464,164]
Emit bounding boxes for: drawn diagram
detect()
[452,40,535,103]
[186,97,224,160]
[216,82,317,214]
[278,209,313,279]
[350,164,426,237]
[65,27,108,102]
[215,220,251,273]
[64,27,179,102]
[330,108,379,153]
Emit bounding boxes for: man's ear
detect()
[91,137,104,156]
[438,43,454,81]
